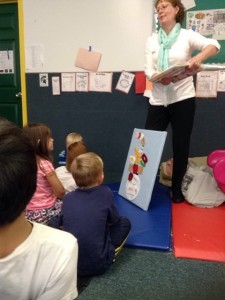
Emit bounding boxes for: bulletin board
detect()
[186,0,225,63]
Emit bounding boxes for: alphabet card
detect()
[118,128,167,211]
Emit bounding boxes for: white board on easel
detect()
[118,128,167,211]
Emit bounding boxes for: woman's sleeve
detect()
[188,29,221,52]
[144,35,157,80]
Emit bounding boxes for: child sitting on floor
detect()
[59,152,131,277]
[23,123,65,225]
[58,132,83,166]
[0,117,78,300]
[56,141,89,193]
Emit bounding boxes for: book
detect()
[150,63,225,84]
[118,128,167,211]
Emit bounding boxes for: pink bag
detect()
[207,150,225,193]
[213,158,225,193]
[207,150,225,168]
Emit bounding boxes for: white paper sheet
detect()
[89,72,112,92]
[52,76,61,95]
[115,71,135,94]
[75,73,89,92]
[196,71,218,98]
[0,50,14,74]
[61,73,76,92]
[217,71,225,92]
[182,0,196,10]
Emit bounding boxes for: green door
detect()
[0,3,22,127]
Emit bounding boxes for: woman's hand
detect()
[187,57,201,72]
[187,45,219,72]
[151,72,173,85]
[159,76,173,85]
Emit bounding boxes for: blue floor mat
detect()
[106,179,172,251]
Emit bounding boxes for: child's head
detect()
[66,141,89,172]
[23,123,53,161]
[66,132,83,149]
[71,152,104,188]
[0,117,37,227]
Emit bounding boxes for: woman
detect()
[144,0,220,203]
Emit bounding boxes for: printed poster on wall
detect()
[76,73,89,92]
[0,50,14,74]
[52,76,61,95]
[115,71,135,94]
[61,73,76,92]
[196,71,218,98]
[89,72,113,92]
[186,9,225,40]
[217,71,225,92]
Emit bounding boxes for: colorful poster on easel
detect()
[118,128,167,211]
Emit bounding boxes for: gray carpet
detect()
[77,247,225,300]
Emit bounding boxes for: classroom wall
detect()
[24,1,225,183]
[26,73,149,182]
[26,71,225,183]
[23,0,153,72]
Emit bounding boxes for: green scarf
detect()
[157,23,181,71]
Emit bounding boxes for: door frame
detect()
[0,0,28,125]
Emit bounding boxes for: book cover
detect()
[118,128,167,211]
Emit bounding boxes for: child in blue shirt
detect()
[59,152,131,277]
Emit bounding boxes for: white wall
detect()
[23,0,153,72]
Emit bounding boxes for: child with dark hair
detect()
[0,117,78,300]
[59,152,131,277]
[23,123,65,224]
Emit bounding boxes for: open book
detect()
[150,63,225,83]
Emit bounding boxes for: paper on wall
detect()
[182,0,196,10]
[76,72,89,92]
[61,73,76,92]
[89,72,112,92]
[115,71,135,94]
[217,71,225,92]
[52,76,61,95]
[196,71,218,98]
[75,48,102,72]
[26,45,44,70]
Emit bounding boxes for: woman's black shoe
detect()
[171,190,185,203]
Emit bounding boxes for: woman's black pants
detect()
[145,97,196,194]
